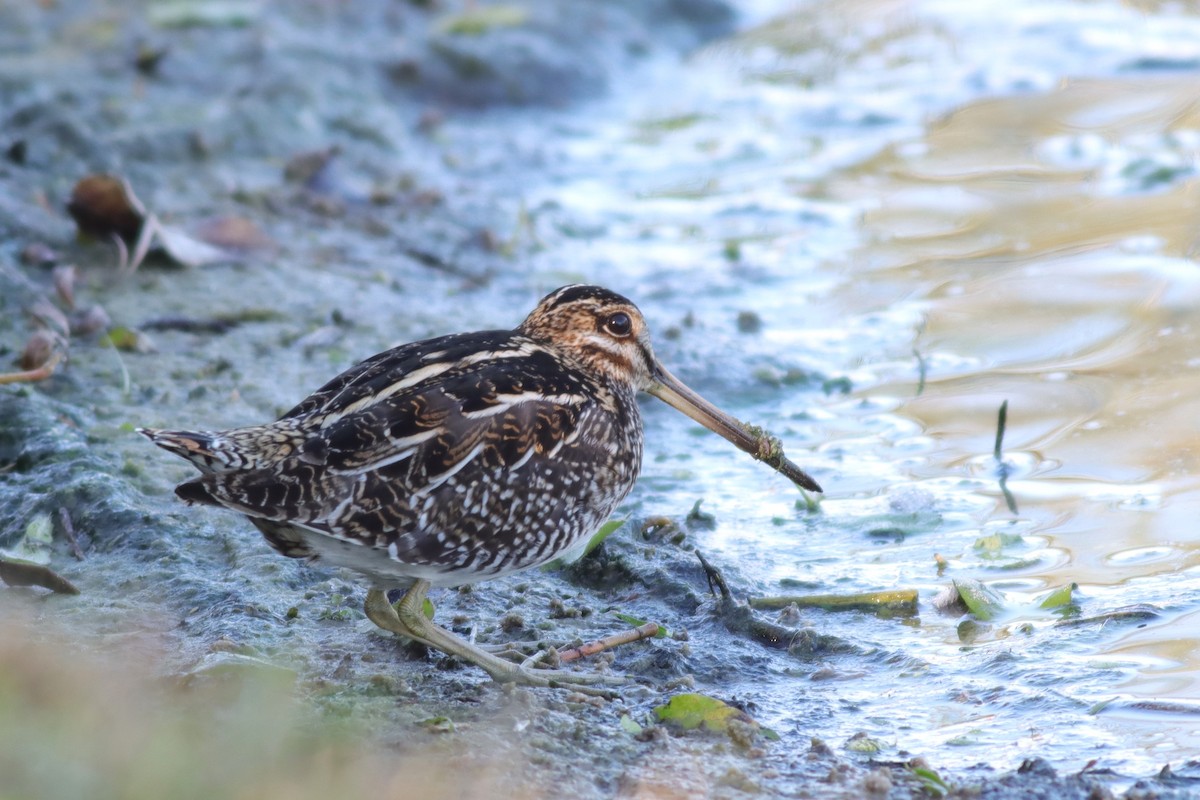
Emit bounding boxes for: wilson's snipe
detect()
[141,285,821,688]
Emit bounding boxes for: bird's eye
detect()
[603,311,633,338]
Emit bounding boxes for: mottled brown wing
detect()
[279,330,513,421]
[179,344,601,572]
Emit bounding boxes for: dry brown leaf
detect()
[66,174,147,242]
[193,216,275,253]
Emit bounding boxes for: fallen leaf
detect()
[1038,582,1078,610]
[100,326,155,353]
[951,577,1007,621]
[28,299,69,338]
[654,693,753,734]
[0,558,80,595]
[67,174,147,242]
[193,216,275,253]
[284,146,340,188]
[2,513,54,565]
[154,221,229,267]
[70,305,112,337]
[19,330,62,371]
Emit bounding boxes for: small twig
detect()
[105,336,132,396]
[126,215,160,275]
[696,550,732,601]
[993,400,1018,514]
[557,622,660,664]
[749,589,918,617]
[520,649,547,669]
[0,351,65,384]
[913,347,927,397]
[0,557,80,595]
[112,232,130,273]
[993,399,1008,461]
[58,507,84,560]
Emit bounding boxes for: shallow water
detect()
[477,0,1200,778]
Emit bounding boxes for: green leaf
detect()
[541,518,627,570]
[150,0,261,28]
[585,518,625,554]
[1,513,54,566]
[612,612,667,638]
[845,733,884,754]
[1038,582,1077,610]
[436,5,529,35]
[421,598,435,620]
[685,499,716,530]
[952,577,1006,621]
[618,714,643,735]
[653,693,751,734]
[100,326,152,352]
[973,531,1023,555]
[909,765,950,797]
[417,716,455,734]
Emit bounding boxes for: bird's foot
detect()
[483,658,625,698]
[365,586,625,696]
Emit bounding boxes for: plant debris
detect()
[557,620,660,664]
[66,174,231,273]
[0,559,80,595]
[0,514,80,595]
[653,693,777,743]
[749,589,919,618]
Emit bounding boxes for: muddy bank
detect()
[1,2,1197,798]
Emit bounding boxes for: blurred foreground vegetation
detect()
[0,615,530,800]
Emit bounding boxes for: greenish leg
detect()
[364,584,624,694]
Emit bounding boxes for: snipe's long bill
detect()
[140,284,822,690]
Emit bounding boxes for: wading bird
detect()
[141,285,821,688]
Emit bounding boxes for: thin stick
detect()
[0,351,64,385]
[58,507,84,560]
[749,589,918,616]
[993,399,1008,461]
[0,557,80,595]
[993,400,1018,514]
[557,622,660,664]
[696,549,732,601]
[913,347,927,396]
[520,649,547,669]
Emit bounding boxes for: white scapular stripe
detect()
[413,441,486,497]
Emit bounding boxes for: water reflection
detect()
[543,0,1200,777]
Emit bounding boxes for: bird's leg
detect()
[364,585,625,693]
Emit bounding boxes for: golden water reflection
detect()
[830,74,1200,721]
